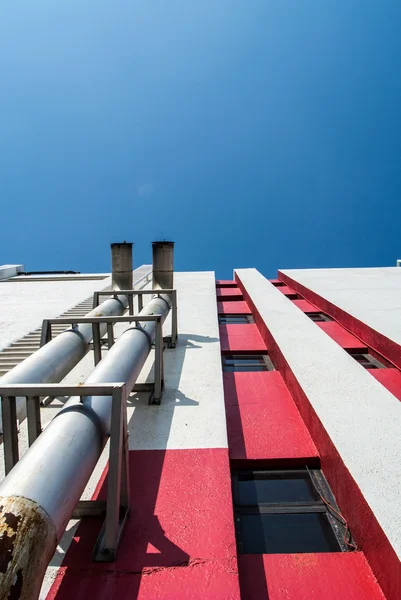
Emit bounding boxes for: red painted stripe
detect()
[223,371,318,462]
[48,449,241,600]
[370,368,401,403]
[235,272,401,600]
[276,285,297,297]
[219,324,268,353]
[216,280,237,287]
[217,301,251,315]
[216,287,243,301]
[316,321,368,351]
[292,298,320,313]
[238,553,386,600]
[278,271,401,371]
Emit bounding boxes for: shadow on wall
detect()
[48,331,224,599]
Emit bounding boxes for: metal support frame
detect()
[0,383,130,561]
[40,315,168,404]
[92,289,178,348]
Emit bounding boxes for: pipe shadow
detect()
[50,332,218,598]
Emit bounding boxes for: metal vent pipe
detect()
[111,242,133,291]
[152,241,174,290]
[0,243,174,599]
[0,243,136,433]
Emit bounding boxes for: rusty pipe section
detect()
[0,496,56,600]
[0,243,135,434]
[0,244,174,599]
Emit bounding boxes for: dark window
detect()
[233,469,351,554]
[219,315,254,324]
[349,352,387,369]
[272,281,285,287]
[284,291,300,299]
[222,354,274,372]
[307,313,333,322]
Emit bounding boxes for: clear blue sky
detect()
[1,2,400,279]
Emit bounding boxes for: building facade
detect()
[0,254,400,599]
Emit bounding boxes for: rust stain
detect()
[3,513,21,532]
[0,496,57,600]
[0,530,15,574]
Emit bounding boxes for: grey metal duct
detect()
[0,244,136,433]
[111,242,133,291]
[0,243,174,599]
[152,241,174,290]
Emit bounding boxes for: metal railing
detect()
[0,382,130,561]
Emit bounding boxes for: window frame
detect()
[348,351,388,369]
[222,353,274,372]
[307,312,333,322]
[232,468,350,554]
[218,314,254,325]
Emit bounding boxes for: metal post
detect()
[171,290,178,348]
[40,320,52,347]
[101,386,125,558]
[107,323,114,349]
[93,291,100,309]
[2,396,18,474]
[26,396,41,446]
[92,322,102,365]
[153,317,164,404]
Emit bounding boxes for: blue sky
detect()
[1,2,400,279]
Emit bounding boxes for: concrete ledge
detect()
[235,268,401,600]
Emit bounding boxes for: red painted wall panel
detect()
[216,280,237,287]
[219,324,268,353]
[239,553,386,600]
[292,298,320,313]
[316,321,367,351]
[217,301,251,315]
[48,449,241,600]
[276,285,297,297]
[216,287,243,301]
[223,371,318,462]
[370,368,401,403]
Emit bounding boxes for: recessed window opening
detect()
[285,292,300,300]
[307,313,333,322]
[218,315,254,324]
[272,281,285,287]
[349,351,388,369]
[222,354,274,372]
[232,469,354,554]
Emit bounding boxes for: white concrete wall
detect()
[0,266,152,351]
[279,267,401,346]
[236,268,401,561]
[128,270,228,450]
[0,276,110,351]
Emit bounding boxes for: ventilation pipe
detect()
[111,242,133,291]
[152,241,174,290]
[0,242,174,600]
[0,243,136,434]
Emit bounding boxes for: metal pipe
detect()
[111,242,133,291]
[152,241,174,290]
[0,245,174,598]
[0,243,135,434]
